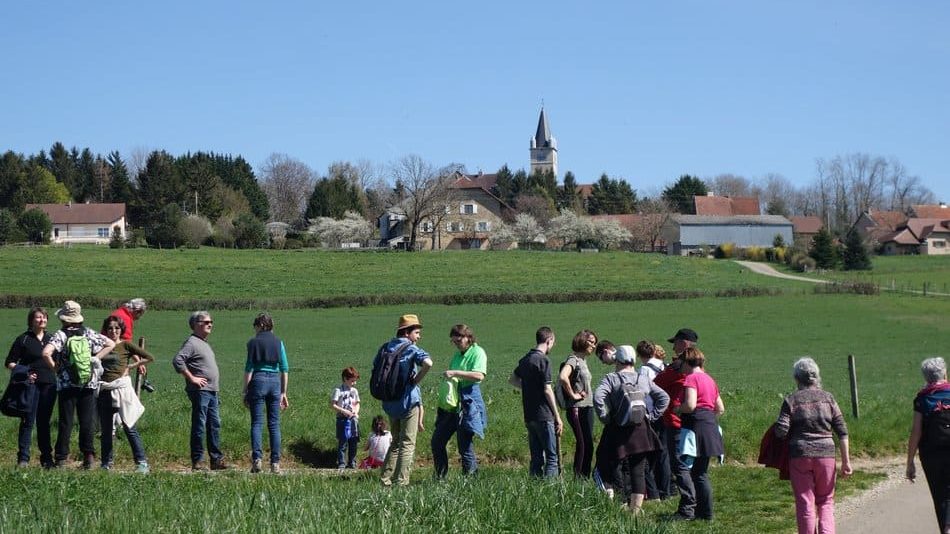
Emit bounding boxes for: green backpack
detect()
[64,331,93,385]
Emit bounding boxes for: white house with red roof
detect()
[25,202,126,245]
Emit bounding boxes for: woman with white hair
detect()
[906,357,950,534]
[774,357,852,534]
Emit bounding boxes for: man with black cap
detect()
[654,327,700,520]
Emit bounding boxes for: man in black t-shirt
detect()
[509,326,563,478]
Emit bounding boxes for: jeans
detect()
[920,451,950,534]
[526,420,559,478]
[667,424,697,517]
[187,390,223,464]
[17,382,56,464]
[248,372,282,464]
[431,408,477,477]
[97,392,146,465]
[565,407,594,478]
[336,417,359,468]
[789,456,837,534]
[55,387,96,461]
[381,404,420,486]
[645,420,672,499]
[690,456,714,520]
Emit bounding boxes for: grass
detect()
[783,254,950,293]
[1,247,946,532]
[0,465,882,533]
[0,247,804,305]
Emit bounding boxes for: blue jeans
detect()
[17,382,56,464]
[248,372,282,463]
[526,420,558,478]
[187,390,223,464]
[431,408,477,477]
[335,417,359,468]
[97,392,146,465]
[667,425,698,517]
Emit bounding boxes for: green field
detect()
[0,247,803,305]
[1,248,947,532]
[793,254,950,293]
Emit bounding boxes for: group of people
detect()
[6,304,949,532]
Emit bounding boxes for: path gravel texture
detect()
[836,457,938,534]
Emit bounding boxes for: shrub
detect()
[233,214,268,249]
[125,228,145,248]
[109,226,124,249]
[17,208,52,244]
[0,209,24,245]
[212,217,235,248]
[772,234,786,248]
[178,214,213,248]
[745,246,766,262]
[794,255,816,272]
[284,238,303,250]
[769,246,786,264]
[147,203,184,248]
[715,242,736,259]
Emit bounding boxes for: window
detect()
[934,240,946,248]
[97,228,110,238]
[421,222,434,233]
[447,221,464,232]
[476,221,490,232]
[461,203,477,215]
[469,239,482,249]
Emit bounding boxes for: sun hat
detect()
[56,300,84,324]
[397,314,422,330]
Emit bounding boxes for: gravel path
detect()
[836,457,938,533]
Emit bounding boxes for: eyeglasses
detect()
[199,320,214,325]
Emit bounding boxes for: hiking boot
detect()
[53,459,67,469]
[41,460,54,470]
[251,459,262,473]
[16,460,29,469]
[101,463,113,471]
[82,453,96,470]
[210,458,228,471]
[270,463,281,474]
[192,461,208,472]
[135,462,150,474]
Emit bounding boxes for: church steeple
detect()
[530,107,558,177]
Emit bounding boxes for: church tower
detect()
[530,107,558,177]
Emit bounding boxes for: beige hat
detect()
[56,300,84,324]
[397,314,422,330]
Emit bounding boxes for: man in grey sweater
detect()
[172,311,226,471]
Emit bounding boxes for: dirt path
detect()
[836,456,938,533]
[733,260,830,283]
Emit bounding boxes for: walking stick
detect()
[556,432,563,476]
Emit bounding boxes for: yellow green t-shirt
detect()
[449,343,487,388]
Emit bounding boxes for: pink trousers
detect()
[789,456,837,534]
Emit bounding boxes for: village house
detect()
[851,209,907,246]
[25,202,126,245]
[879,218,950,256]
[693,193,761,216]
[788,215,823,244]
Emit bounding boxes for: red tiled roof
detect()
[693,195,761,216]
[25,203,125,224]
[868,210,906,231]
[576,184,593,198]
[911,205,950,219]
[788,216,823,234]
[452,173,498,190]
[903,218,950,240]
[880,228,921,245]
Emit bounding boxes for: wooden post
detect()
[848,354,859,418]
[135,336,146,397]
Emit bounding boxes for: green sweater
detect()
[101,340,155,383]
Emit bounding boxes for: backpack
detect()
[64,329,93,385]
[922,407,950,450]
[370,341,412,401]
[554,361,568,409]
[1,364,36,418]
[611,371,647,427]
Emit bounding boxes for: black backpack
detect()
[923,408,950,451]
[370,341,412,401]
[1,365,36,418]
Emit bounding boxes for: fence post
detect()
[848,354,859,418]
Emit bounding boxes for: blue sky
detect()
[3,1,948,202]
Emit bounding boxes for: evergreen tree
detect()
[510,169,528,207]
[0,151,27,211]
[76,148,98,201]
[213,154,269,221]
[527,169,557,202]
[176,152,226,221]
[809,226,838,269]
[305,176,363,219]
[587,174,637,215]
[556,171,582,212]
[492,164,515,206]
[147,202,184,248]
[132,151,183,229]
[0,208,22,244]
[47,142,79,200]
[842,229,872,270]
[662,174,708,214]
[107,151,135,204]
